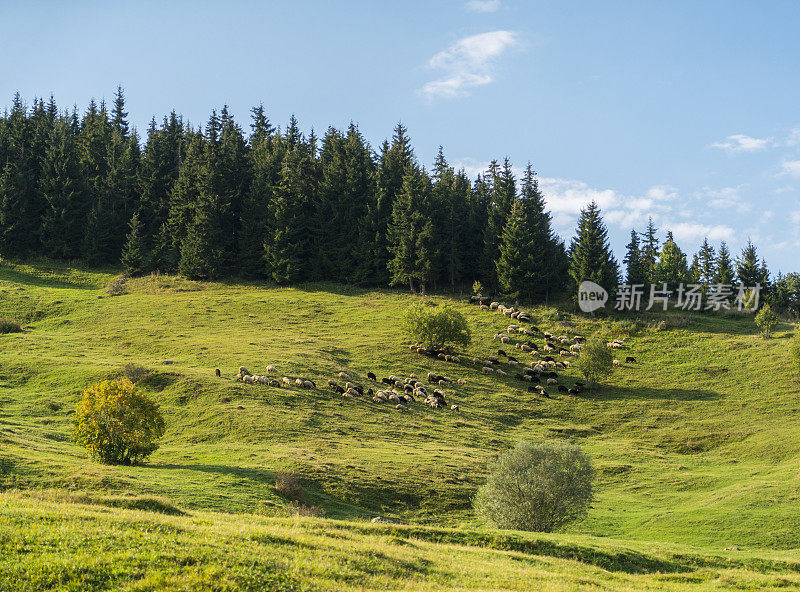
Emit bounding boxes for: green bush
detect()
[754,304,778,338]
[575,337,614,386]
[475,441,594,532]
[0,318,22,334]
[403,303,471,350]
[74,379,165,465]
[472,280,484,296]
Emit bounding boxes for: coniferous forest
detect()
[1,89,798,314]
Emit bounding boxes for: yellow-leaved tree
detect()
[74,379,165,465]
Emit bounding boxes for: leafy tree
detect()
[575,337,615,385]
[568,202,619,296]
[73,379,165,465]
[754,303,778,338]
[474,441,594,533]
[652,231,689,286]
[402,302,471,350]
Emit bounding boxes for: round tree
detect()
[475,441,594,532]
[403,303,471,350]
[754,303,778,338]
[575,337,615,386]
[74,379,165,465]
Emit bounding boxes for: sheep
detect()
[497,349,507,357]
[481,366,493,374]
[495,369,508,377]
[328,379,338,388]
[520,345,532,352]
[239,366,250,376]
[235,373,243,381]
[547,378,558,385]
[347,387,360,396]
[451,404,459,411]
[303,380,315,389]
[490,301,500,310]
[500,336,511,344]
[381,377,393,385]
[244,375,255,384]
[480,304,489,310]
[266,365,277,374]
[338,372,351,381]
[613,359,621,367]
[457,378,466,385]
[409,373,418,379]
[372,396,383,403]
[215,368,221,378]
[342,392,353,400]
[527,385,538,393]
[282,377,292,386]
[487,355,499,364]
[295,378,304,386]
[558,385,568,393]
[625,356,637,363]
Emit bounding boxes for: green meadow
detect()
[2,259,800,591]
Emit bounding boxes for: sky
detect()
[1,0,799,273]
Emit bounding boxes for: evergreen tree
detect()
[623,230,647,285]
[480,159,514,289]
[640,217,660,282]
[39,117,86,259]
[568,201,619,296]
[121,211,147,276]
[697,238,716,288]
[736,239,761,287]
[387,165,435,293]
[652,231,689,285]
[713,241,735,285]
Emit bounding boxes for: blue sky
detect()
[2,0,799,272]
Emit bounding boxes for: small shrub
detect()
[120,363,152,384]
[472,280,484,296]
[275,472,305,502]
[575,336,615,386]
[403,303,471,350]
[106,275,129,296]
[755,304,778,338]
[73,379,165,465]
[0,318,22,334]
[475,441,594,532]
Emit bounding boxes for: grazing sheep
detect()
[295,378,304,386]
[282,377,291,386]
[338,372,351,381]
[266,365,277,374]
[244,375,255,384]
[498,349,507,357]
[396,404,408,412]
[304,380,315,389]
[481,366,493,374]
[626,356,637,363]
[342,392,353,400]
[235,373,243,381]
[409,373,418,379]
[495,369,508,377]
[500,336,511,344]
[490,301,500,310]
[487,355,499,363]
[215,368,221,378]
[381,377,393,385]
[457,378,466,385]
[613,359,621,367]
[328,379,338,388]
[451,404,459,411]
[547,378,558,385]
[372,396,383,403]
[239,367,251,376]
[347,387,360,396]
[520,345,532,352]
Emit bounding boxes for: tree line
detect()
[0,89,797,315]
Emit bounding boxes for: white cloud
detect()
[791,211,800,225]
[781,160,800,177]
[465,0,500,12]
[710,134,772,153]
[696,186,751,212]
[419,31,517,99]
[665,222,735,243]
[786,128,800,147]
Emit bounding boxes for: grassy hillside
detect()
[1,259,799,589]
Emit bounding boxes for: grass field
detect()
[1,259,799,590]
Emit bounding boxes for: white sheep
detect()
[547,378,558,385]
[282,377,291,386]
[338,372,351,380]
[266,365,277,374]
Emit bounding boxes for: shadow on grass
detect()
[588,385,722,401]
[0,261,109,290]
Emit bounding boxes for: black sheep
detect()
[527,385,538,392]
[381,377,393,385]
[507,355,518,363]
[367,371,377,381]
[334,385,345,394]
[558,385,568,393]
[625,356,637,363]
[215,368,221,378]
[498,349,507,357]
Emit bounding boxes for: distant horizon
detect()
[2,1,798,272]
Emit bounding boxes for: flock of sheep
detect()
[218,295,636,412]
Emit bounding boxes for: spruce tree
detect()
[568,201,619,296]
[714,241,735,285]
[623,229,647,285]
[736,239,761,287]
[121,212,147,276]
[640,217,660,282]
[697,238,716,288]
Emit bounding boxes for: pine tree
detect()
[652,231,689,286]
[697,238,716,288]
[121,212,147,276]
[623,229,647,285]
[39,117,86,259]
[568,201,619,296]
[387,165,434,293]
[714,241,735,285]
[480,159,514,289]
[640,217,660,282]
[736,239,761,287]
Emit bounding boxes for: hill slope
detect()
[1,260,800,588]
